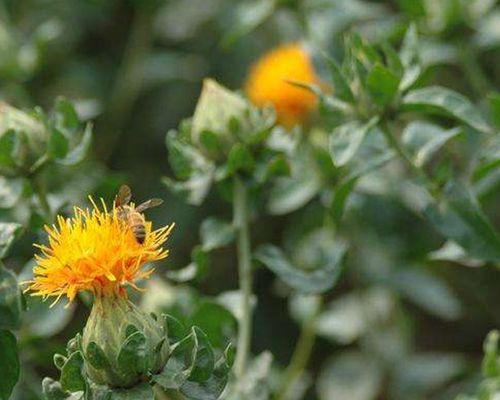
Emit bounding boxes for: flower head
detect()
[28,198,174,304]
[245,43,318,127]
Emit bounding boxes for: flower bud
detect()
[191,78,248,146]
[82,294,169,388]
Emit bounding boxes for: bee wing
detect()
[115,185,132,207]
[135,198,163,212]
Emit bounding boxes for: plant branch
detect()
[277,296,322,400]
[233,176,253,379]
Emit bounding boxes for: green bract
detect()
[82,295,169,388]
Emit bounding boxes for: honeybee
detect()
[114,185,163,244]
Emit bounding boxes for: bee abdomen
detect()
[129,213,146,244]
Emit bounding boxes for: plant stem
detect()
[98,3,154,161]
[233,176,253,379]
[277,296,322,400]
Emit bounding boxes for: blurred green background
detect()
[1,0,499,399]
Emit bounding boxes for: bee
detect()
[114,185,163,244]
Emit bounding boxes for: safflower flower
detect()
[245,43,319,127]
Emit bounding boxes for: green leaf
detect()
[86,341,109,370]
[402,121,462,167]
[188,327,215,383]
[41,377,73,400]
[117,331,148,379]
[324,56,354,103]
[48,129,69,159]
[165,315,188,344]
[55,98,79,133]
[0,222,23,259]
[163,173,213,206]
[0,130,19,169]
[58,123,93,166]
[0,330,20,400]
[0,264,22,330]
[424,180,500,262]
[267,149,321,215]
[390,353,465,397]
[390,268,461,320]
[221,0,276,47]
[330,177,357,225]
[482,330,500,378]
[153,332,197,390]
[366,64,400,106]
[400,23,419,67]
[227,144,255,174]
[60,351,85,392]
[0,178,23,209]
[318,352,382,400]
[488,92,500,129]
[224,352,272,400]
[200,217,235,252]
[191,301,236,348]
[402,87,492,134]
[255,242,347,294]
[329,117,379,167]
[181,351,230,400]
[109,382,154,400]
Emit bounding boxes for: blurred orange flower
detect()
[245,43,318,127]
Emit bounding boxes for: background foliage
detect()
[0,0,499,399]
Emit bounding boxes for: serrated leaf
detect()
[86,341,109,370]
[402,86,491,134]
[200,217,235,252]
[191,301,236,349]
[330,117,379,167]
[0,330,20,400]
[366,64,400,106]
[60,351,85,392]
[153,332,197,390]
[117,331,147,378]
[165,315,188,344]
[0,263,22,330]
[0,130,19,169]
[255,243,347,294]
[188,327,215,383]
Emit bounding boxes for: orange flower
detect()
[27,198,174,304]
[245,43,318,127]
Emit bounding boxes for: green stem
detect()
[277,296,322,400]
[98,4,154,161]
[233,176,253,378]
